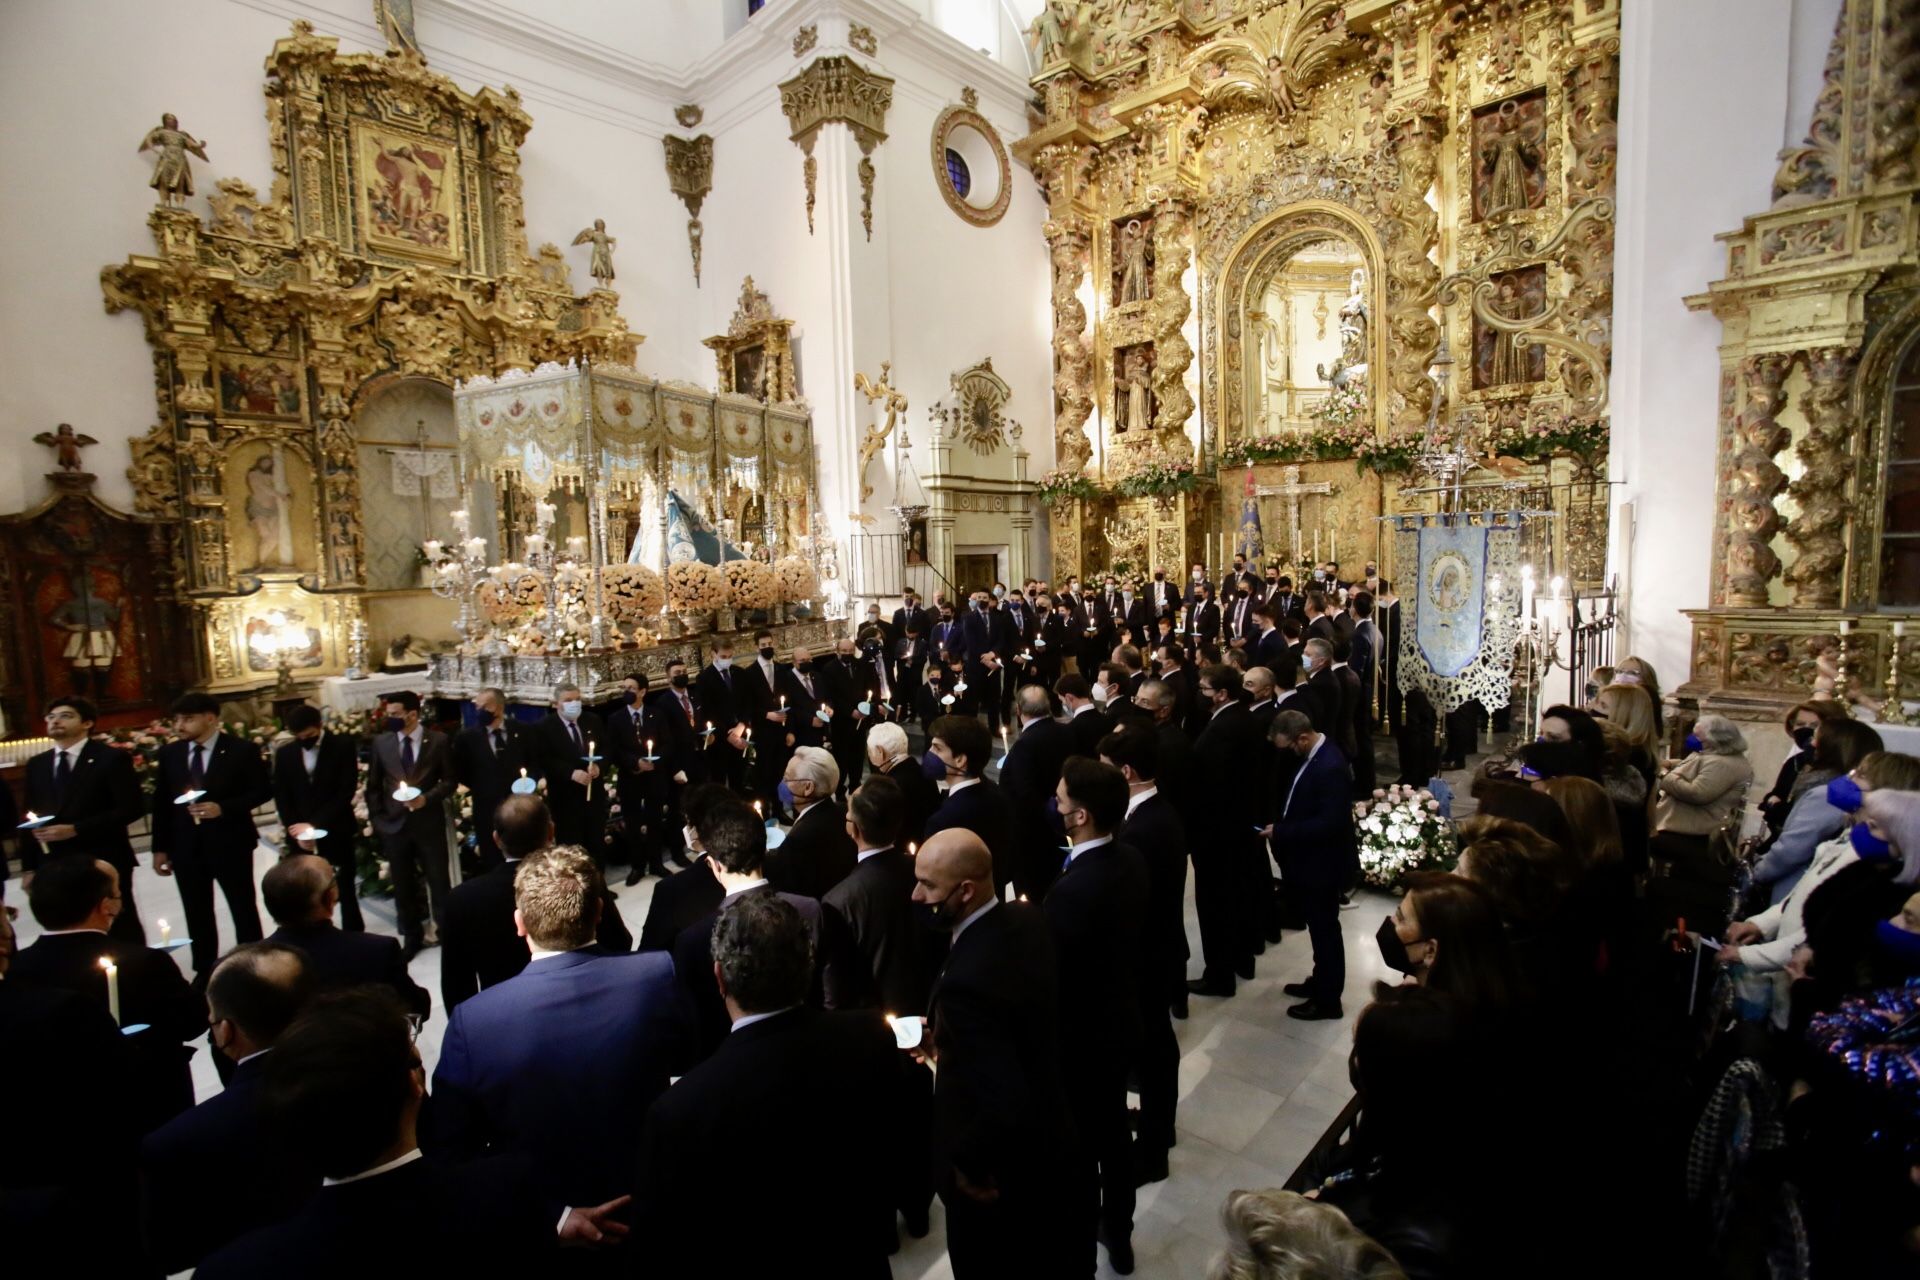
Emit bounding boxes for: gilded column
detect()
[1151,197,1194,443]
[1723,353,1793,608]
[1784,347,1858,607]
[1383,112,1444,431]
[1562,46,1620,374]
[1044,216,1095,473]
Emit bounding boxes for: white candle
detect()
[1896,621,1908,639]
[100,957,120,1026]
[1840,619,1853,636]
[646,738,654,755]
[450,508,469,531]
[158,919,171,946]
[422,539,443,561]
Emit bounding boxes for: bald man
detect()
[263,855,430,1018]
[915,831,1075,1276]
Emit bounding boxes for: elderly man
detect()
[913,830,1073,1277]
[262,855,429,1017]
[1264,710,1356,1021]
[767,745,856,899]
[451,686,538,874]
[534,682,609,866]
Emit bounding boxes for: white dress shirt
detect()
[1064,833,1113,866]
[1124,785,1159,819]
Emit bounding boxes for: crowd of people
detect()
[2,569,1916,1276]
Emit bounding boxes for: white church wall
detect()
[1609,0,1804,689]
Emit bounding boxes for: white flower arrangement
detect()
[722,558,779,610]
[773,555,818,603]
[1352,783,1457,890]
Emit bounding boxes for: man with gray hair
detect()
[635,892,899,1274]
[535,681,609,864]
[1263,709,1355,1021]
[452,685,537,872]
[1001,683,1074,898]
[768,745,856,898]
[263,854,428,1017]
[1137,678,1193,824]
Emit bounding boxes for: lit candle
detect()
[646,738,654,756]
[754,799,764,819]
[450,508,469,531]
[100,956,120,1026]
[422,539,443,561]
[907,842,917,857]
[1331,532,1337,565]
[567,535,587,557]
[463,536,487,560]
[585,738,596,801]
[1897,621,1908,639]
[1840,619,1853,636]
[158,918,171,946]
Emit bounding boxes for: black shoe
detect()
[1170,998,1189,1021]
[1252,939,1267,956]
[648,861,671,878]
[1106,1235,1135,1275]
[625,865,645,887]
[1282,980,1315,998]
[402,938,423,963]
[1265,927,1284,944]
[1234,961,1256,981]
[1287,998,1343,1021]
[1134,1146,1170,1187]
[604,888,620,901]
[1187,977,1234,998]
[902,1208,930,1239]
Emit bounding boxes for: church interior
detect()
[3,0,1920,1275]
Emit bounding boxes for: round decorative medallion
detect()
[931,103,1011,228]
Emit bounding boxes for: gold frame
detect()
[352,122,465,265]
[931,102,1012,229]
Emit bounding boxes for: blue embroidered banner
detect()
[664,491,746,565]
[1235,468,1264,562]
[1413,522,1488,678]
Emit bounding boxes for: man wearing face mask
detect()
[1189,581,1221,652]
[274,704,366,929]
[1117,579,1152,649]
[534,681,609,873]
[636,783,732,952]
[452,687,537,876]
[696,641,749,792]
[1266,572,1300,620]
[1148,568,1179,623]
[736,631,795,808]
[823,635,878,799]
[1000,684,1074,901]
[1263,709,1356,1020]
[643,659,703,866]
[781,645,829,753]
[1300,638,1343,742]
[920,715,1017,895]
[1187,667,1262,999]
[914,829,1073,1277]
[609,674,666,886]
[766,747,856,900]
[368,690,458,956]
[956,591,1011,736]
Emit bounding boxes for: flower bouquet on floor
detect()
[1352,783,1458,890]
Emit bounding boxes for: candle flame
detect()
[24,810,36,822]
[98,957,115,973]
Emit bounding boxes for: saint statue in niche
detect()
[245,453,293,570]
[1317,267,1370,389]
[49,572,121,673]
[1474,267,1548,388]
[1472,92,1547,220]
[1122,350,1154,433]
[139,113,209,209]
[1116,218,1152,305]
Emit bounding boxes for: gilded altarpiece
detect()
[99,22,641,694]
[1017,0,1620,589]
[1681,0,1920,725]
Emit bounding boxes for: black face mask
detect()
[1267,578,1279,586]
[796,660,813,673]
[479,707,499,724]
[385,715,407,734]
[1237,589,1250,598]
[671,673,690,688]
[1376,917,1423,975]
[1791,724,1816,750]
[623,689,639,705]
[914,894,961,933]
[759,646,777,660]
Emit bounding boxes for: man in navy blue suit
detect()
[1262,709,1357,1020]
[921,715,1017,897]
[141,942,319,1272]
[428,845,689,1244]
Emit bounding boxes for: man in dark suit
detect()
[196,990,561,1277]
[1155,640,1198,733]
[1301,637,1343,740]
[956,591,1013,735]
[532,681,609,865]
[1225,583,1259,651]
[737,630,796,806]
[921,715,1018,897]
[670,800,852,1060]
[1187,666,1263,999]
[821,636,877,795]
[20,695,146,943]
[694,640,749,791]
[1101,726,1186,1182]
[430,844,689,1239]
[635,783,732,952]
[823,775,932,1015]
[1057,674,1112,758]
[1116,584,1153,649]
[1265,709,1356,1020]
[1305,590,1337,645]
[1188,581,1222,652]
[366,691,457,955]
[13,856,206,1128]
[1266,573,1303,620]
[891,590,931,664]
[1000,685,1074,900]
[1046,759,1149,1273]
[645,657,704,867]
[914,829,1076,1277]
[438,796,632,1012]
[1138,680,1194,826]
[607,673,667,885]
[893,614,930,726]
[151,691,270,977]
[869,722,939,843]
[1252,604,1295,688]
[783,645,833,752]
[1096,661,1151,731]
[273,703,365,931]
[635,894,899,1276]
[767,746,857,899]
[141,942,318,1272]
[1330,641,1367,796]
[262,855,429,1017]
[1146,570,1180,626]
[451,687,538,874]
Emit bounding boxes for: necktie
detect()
[803,674,814,699]
[189,742,206,788]
[679,691,693,722]
[568,721,583,754]
[54,748,72,799]
[722,665,733,691]
[492,728,505,755]
[400,733,415,774]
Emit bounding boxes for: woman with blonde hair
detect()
[1212,1190,1408,1280]
[1612,654,1665,734]
[1541,775,1624,868]
[1592,682,1659,794]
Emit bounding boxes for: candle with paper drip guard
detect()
[17,809,52,831]
[511,767,536,795]
[584,738,600,801]
[175,788,207,825]
[158,919,171,946]
[885,1013,924,1051]
[101,956,120,1026]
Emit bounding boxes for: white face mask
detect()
[559,700,583,720]
[1093,682,1111,705]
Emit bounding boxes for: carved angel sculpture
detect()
[140,114,209,208]
[34,423,97,472]
[572,218,617,287]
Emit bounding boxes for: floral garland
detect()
[722,558,779,610]
[599,564,665,625]
[1352,784,1458,890]
[1113,456,1198,498]
[772,555,818,603]
[1220,422,1370,469]
[1355,430,1424,477]
[1489,414,1608,464]
[1037,468,1104,506]
[666,560,726,613]
[1313,382,1368,429]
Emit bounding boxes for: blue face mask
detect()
[1873,919,1920,964]
[1827,775,1864,814]
[1683,733,1704,754]
[921,749,950,781]
[776,780,796,811]
[1851,822,1893,860]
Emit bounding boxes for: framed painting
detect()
[353,123,463,262]
[732,344,767,398]
[215,354,305,420]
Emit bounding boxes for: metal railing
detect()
[848,532,956,604]
[1567,590,1620,704]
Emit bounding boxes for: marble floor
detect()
[9,831,1399,1278]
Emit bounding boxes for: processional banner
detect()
[1391,514,1525,714]
[1235,468,1264,561]
[661,491,747,566]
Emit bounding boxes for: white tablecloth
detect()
[1855,711,1920,759]
[316,672,431,717]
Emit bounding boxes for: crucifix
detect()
[1253,464,1331,563]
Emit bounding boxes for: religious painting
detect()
[1473,265,1548,389]
[1111,213,1154,307]
[33,565,139,704]
[222,441,319,576]
[215,354,305,420]
[243,609,325,673]
[354,124,462,261]
[905,518,928,567]
[732,344,767,398]
[1113,343,1156,434]
[1471,89,1547,221]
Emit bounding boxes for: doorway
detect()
[953,554,1000,595]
